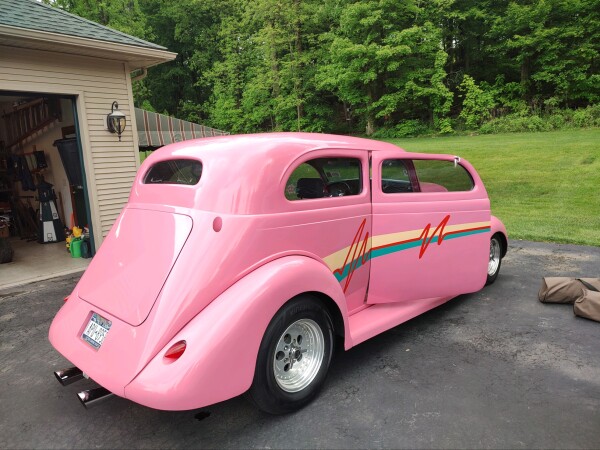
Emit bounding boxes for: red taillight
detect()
[164,340,186,361]
[63,296,69,302]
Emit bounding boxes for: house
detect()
[0,0,186,286]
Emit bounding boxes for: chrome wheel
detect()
[273,318,325,393]
[488,237,501,277]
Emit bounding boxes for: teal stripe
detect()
[444,227,490,241]
[333,252,371,282]
[333,227,490,282]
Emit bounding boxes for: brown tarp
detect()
[135,108,228,148]
[574,289,600,322]
[538,277,600,303]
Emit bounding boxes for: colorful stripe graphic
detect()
[325,216,491,289]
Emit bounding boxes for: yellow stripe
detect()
[323,237,373,271]
[323,221,491,271]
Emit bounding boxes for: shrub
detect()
[479,114,552,134]
[436,118,454,135]
[572,107,598,128]
[394,120,432,137]
[458,75,496,129]
[371,127,399,139]
[477,105,600,134]
[546,112,568,129]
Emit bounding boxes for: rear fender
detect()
[124,255,349,410]
[491,215,508,257]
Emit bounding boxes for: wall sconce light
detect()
[107,101,126,141]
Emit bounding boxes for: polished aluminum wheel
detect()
[273,318,325,393]
[488,238,501,276]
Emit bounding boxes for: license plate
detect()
[82,313,112,349]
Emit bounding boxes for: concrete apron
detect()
[0,237,89,289]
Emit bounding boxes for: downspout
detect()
[131,67,148,82]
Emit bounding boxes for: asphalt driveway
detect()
[0,240,599,449]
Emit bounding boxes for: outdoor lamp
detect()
[107,101,126,141]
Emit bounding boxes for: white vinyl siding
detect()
[0,46,140,247]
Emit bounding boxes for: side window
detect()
[285,157,362,200]
[381,159,473,193]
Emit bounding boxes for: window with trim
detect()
[285,157,362,200]
[381,159,473,193]
[144,159,202,185]
[381,159,416,193]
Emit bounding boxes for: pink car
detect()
[49,133,507,414]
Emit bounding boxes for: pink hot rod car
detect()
[50,133,507,414]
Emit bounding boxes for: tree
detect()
[489,0,600,107]
[42,0,153,40]
[46,0,600,134]
[317,0,452,135]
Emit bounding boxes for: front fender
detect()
[124,255,349,410]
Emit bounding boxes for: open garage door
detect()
[0,91,92,288]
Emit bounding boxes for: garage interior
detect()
[0,91,90,288]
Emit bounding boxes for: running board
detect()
[347,296,452,347]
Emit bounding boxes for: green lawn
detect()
[382,128,600,247]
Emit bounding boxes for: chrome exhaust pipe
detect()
[77,387,114,408]
[54,367,84,386]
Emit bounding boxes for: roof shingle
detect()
[0,0,166,51]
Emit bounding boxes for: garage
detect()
[0,0,176,287]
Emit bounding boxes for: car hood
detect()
[78,208,192,326]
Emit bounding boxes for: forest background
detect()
[44,0,600,137]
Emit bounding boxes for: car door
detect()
[367,151,491,304]
[275,149,372,314]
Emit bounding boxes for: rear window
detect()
[144,160,202,185]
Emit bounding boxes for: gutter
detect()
[131,67,148,82]
[0,24,177,70]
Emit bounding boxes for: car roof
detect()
[153,132,404,160]
[134,133,406,214]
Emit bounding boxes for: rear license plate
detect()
[82,313,112,349]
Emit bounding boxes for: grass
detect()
[382,128,600,247]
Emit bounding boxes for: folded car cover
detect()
[538,277,600,304]
[573,287,600,322]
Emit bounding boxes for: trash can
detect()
[53,138,83,188]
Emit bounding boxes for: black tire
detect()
[247,295,334,414]
[486,233,503,285]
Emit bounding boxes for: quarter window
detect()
[285,157,362,200]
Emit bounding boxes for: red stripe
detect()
[371,226,491,252]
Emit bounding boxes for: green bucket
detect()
[70,239,82,258]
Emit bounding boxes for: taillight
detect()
[63,296,69,302]
[164,340,186,361]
